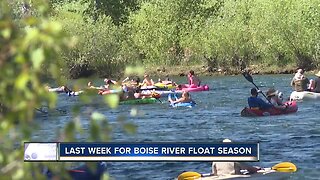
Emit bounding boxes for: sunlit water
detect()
[33,75,320,179]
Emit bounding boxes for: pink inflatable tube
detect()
[180,84,210,92]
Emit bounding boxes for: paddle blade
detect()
[242,71,253,83]
[178,172,201,180]
[272,162,297,172]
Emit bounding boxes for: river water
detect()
[33,74,320,179]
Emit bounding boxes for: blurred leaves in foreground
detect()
[0,1,139,179]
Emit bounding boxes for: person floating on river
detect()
[188,70,201,87]
[168,91,194,104]
[142,74,154,86]
[46,85,69,93]
[212,139,261,176]
[104,78,117,89]
[290,69,310,92]
[158,75,178,86]
[309,71,320,93]
[248,88,273,110]
[266,88,287,110]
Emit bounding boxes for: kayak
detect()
[168,94,196,108]
[240,101,298,117]
[179,84,209,92]
[290,91,320,100]
[120,98,158,105]
[141,90,183,97]
[198,169,290,179]
[154,82,176,90]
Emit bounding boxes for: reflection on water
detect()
[34,75,320,179]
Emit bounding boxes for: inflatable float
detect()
[290,91,320,101]
[178,162,297,180]
[168,94,196,108]
[154,82,176,90]
[99,89,122,95]
[179,84,209,92]
[241,101,298,117]
[120,98,158,105]
[179,169,290,180]
[170,101,196,108]
[142,90,183,97]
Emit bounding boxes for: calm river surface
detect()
[33,74,320,179]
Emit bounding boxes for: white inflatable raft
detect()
[290,91,320,100]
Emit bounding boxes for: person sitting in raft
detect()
[290,69,310,92]
[87,81,104,90]
[188,70,201,87]
[142,74,154,86]
[212,139,261,176]
[248,88,273,110]
[120,88,135,101]
[168,91,193,104]
[309,71,320,93]
[104,78,118,89]
[266,88,287,110]
[158,75,178,86]
[133,87,153,99]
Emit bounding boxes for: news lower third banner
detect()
[24,142,259,161]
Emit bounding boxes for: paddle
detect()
[177,162,297,180]
[271,162,297,172]
[242,71,272,104]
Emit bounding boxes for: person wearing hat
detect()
[290,69,310,92]
[212,139,261,176]
[266,88,287,110]
[248,88,273,110]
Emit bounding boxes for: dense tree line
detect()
[48,0,320,77]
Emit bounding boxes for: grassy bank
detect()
[144,64,309,77]
[45,0,320,79]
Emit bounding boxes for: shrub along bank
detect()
[50,0,320,78]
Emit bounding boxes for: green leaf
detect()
[31,48,45,69]
[15,72,29,90]
[124,66,145,76]
[91,112,105,121]
[13,168,24,180]
[123,123,137,135]
[104,94,119,109]
[1,28,11,39]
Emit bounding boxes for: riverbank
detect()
[144,64,314,77]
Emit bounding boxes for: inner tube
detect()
[168,94,196,108]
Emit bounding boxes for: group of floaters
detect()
[241,69,320,117]
[45,70,209,106]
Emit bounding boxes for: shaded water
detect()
[34,75,320,179]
